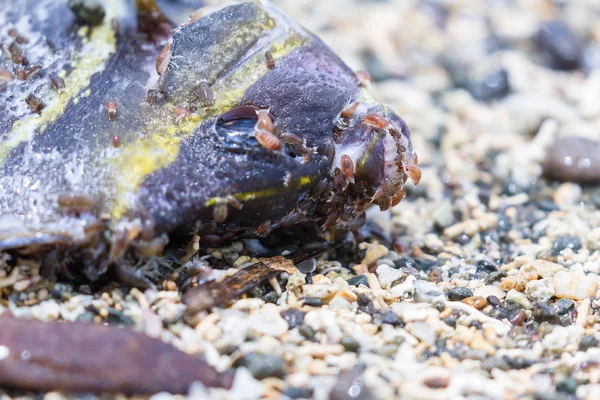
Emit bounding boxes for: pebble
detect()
[505,290,533,310]
[410,321,436,345]
[467,68,510,102]
[579,334,598,351]
[347,275,369,287]
[413,280,445,303]
[304,297,323,307]
[432,200,455,228]
[537,21,583,70]
[237,352,287,379]
[553,298,575,315]
[509,310,528,326]
[533,304,559,323]
[340,336,361,353]
[474,285,506,299]
[461,296,487,310]
[330,368,373,400]
[553,183,582,206]
[552,235,582,256]
[544,137,600,184]
[376,264,403,289]
[446,286,473,301]
[552,270,597,300]
[525,278,555,303]
[360,243,389,265]
[281,308,305,329]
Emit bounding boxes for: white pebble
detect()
[525,278,555,303]
[554,182,582,206]
[552,270,597,300]
[409,321,436,345]
[376,264,403,289]
[474,285,506,299]
[506,289,532,309]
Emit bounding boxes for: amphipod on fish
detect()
[0,1,417,281]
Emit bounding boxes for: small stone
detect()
[410,321,436,345]
[303,297,322,307]
[330,368,373,400]
[525,278,555,303]
[533,304,559,323]
[462,296,487,310]
[553,298,575,315]
[556,377,578,395]
[347,275,369,287]
[283,387,313,399]
[537,21,583,70]
[340,336,360,352]
[237,352,286,380]
[579,334,598,351]
[509,310,528,326]
[486,271,507,285]
[467,68,510,101]
[446,286,473,301]
[553,270,597,300]
[413,280,445,303]
[376,264,403,289]
[360,243,388,265]
[554,183,582,206]
[474,285,505,300]
[423,376,449,389]
[486,295,501,308]
[432,200,455,228]
[505,289,532,310]
[379,310,399,325]
[298,324,316,340]
[280,308,304,329]
[552,235,582,256]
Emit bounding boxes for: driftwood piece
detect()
[0,316,232,394]
[183,241,339,313]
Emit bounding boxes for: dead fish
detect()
[0,0,418,281]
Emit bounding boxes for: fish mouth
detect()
[330,102,420,212]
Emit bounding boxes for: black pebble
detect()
[533,304,559,323]
[538,199,560,212]
[553,298,575,315]
[552,235,582,255]
[357,293,378,316]
[393,256,419,270]
[556,377,578,394]
[340,336,361,353]
[486,295,501,308]
[304,297,322,307]
[280,308,305,329]
[537,21,583,71]
[347,274,369,287]
[298,323,317,340]
[486,271,507,284]
[446,286,473,301]
[379,310,399,325]
[579,334,598,351]
[477,259,498,273]
[283,387,313,399]
[467,68,510,101]
[237,352,286,380]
